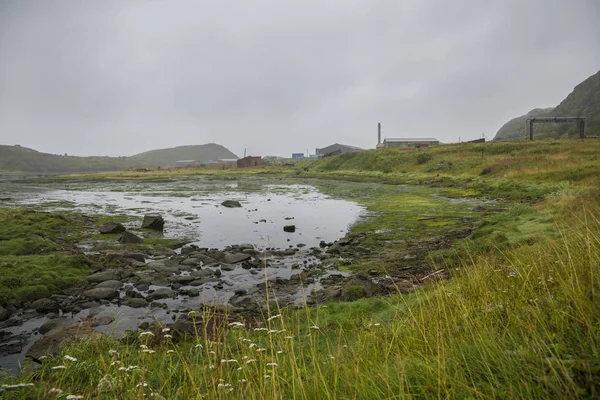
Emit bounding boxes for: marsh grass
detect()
[2,190,599,399]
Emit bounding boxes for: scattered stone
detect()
[297,243,306,248]
[0,306,10,322]
[223,253,251,264]
[234,289,247,296]
[27,322,101,362]
[38,320,60,335]
[30,298,59,314]
[119,231,143,244]
[83,288,119,301]
[141,214,165,231]
[95,280,123,290]
[283,225,296,233]
[284,217,295,220]
[104,250,145,263]
[168,275,196,285]
[123,298,148,308]
[220,264,236,272]
[221,200,242,208]
[192,269,216,278]
[147,288,175,301]
[340,273,379,301]
[87,268,133,283]
[179,288,200,297]
[99,222,126,234]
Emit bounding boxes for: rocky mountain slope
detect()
[494,70,600,140]
[0,143,238,173]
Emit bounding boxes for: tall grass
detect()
[2,191,599,398]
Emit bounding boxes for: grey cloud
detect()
[0,0,599,157]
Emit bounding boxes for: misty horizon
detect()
[1,1,599,158]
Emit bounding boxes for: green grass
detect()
[0,209,95,306]
[2,190,598,398]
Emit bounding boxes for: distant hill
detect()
[129,144,238,166]
[0,143,238,173]
[494,70,600,140]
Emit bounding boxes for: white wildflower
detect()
[254,327,268,332]
[140,344,148,349]
[246,359,257,364]
[268,329,278,334]
[264,375,270,379]
[188,311,200,318]
[161,328,171,333]
[66,396,84,400]
[209,365,215,369]
[108,349,119,355]
[166,350,174,354]
[266,362,278,367]
[142,349,156,354]
[110,360,121,366]
[63,355,77,362]
[209,351,216,355]
[0,383,34,390]
[267,314,281,321]
[194,344,203,349]
[256,348,266,352]
[136,382,148,388]
[242,356,249,360]
[97,375,116,393]
[139,331,155,338]
[310,325,320,330]
[240,379,247,383]
[51,365,67,370]
[217,383,232,389]
[164,334,173,339]
[48,387,63,395]
[237,367,242,371]
[285,336,293,339]
[249,343,256,348]
[229,321,244,328]
[277,350,284,354]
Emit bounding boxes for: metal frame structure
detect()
[525,117,586,140]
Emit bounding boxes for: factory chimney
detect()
[378,122,381,144]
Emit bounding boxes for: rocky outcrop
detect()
[99,222,126,234]
[141,214,165,231]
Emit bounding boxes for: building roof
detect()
[316,143,365,154]
[384,138,439,142]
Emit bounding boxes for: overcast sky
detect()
[0,0,599,158]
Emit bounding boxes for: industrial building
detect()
[237,156,261,168]
[316,143,364,157]
[381,138,440,148]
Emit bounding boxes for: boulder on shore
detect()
[99,222,126,234]
[283,225,296,233]
[119,231,143,244]
[83,287,119,301]
[221,200,242,208]
[141,214,165,231]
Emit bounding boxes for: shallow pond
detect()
[13,180,365,249]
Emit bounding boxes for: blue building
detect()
[291,153,305,159]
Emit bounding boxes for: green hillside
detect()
[494,70,600,140]
[0,143,237,173]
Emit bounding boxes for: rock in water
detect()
[99,222,126,234]
[119,231,143,244]
[283,225,296,233]
[141,214,165,231]
[27,322,101,362]
[221,200,242,208]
